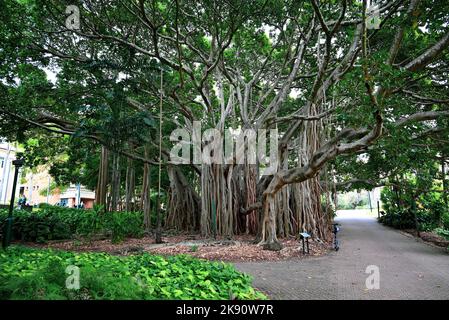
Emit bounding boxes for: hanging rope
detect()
[155,68,163,243]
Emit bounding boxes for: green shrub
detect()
[379,186,447,231]
[378,207,415,229]
[0,246,265,300]
[76,207,104,239]
[0,206,145,243]
[105,211,145,243]
[442,212,449,230]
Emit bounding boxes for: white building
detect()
[0,140,19,205]
[59,185,96,209]
[0,139,96,208]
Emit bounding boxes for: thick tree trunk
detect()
[125,157,135,212]
[166,166,201,231]
[201,164,231,237]
[95,145,109,209]
[110,152,121,212]
[276,150,293,238]
[258,103,332,249]
[199,162,260,238]
[141,145,152,232]
[198,163,246,237]
[259,194,282,250]
[442,156,448,227]
[244,164,258,235]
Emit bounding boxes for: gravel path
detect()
[235,212,449,299]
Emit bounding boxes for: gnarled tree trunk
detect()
[109,151,121,212]
[141,145,152,232]
[125,156,136,212]
[166,166,201,231]
[95,145,109,209]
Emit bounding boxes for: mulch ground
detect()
[20,234,331,262]
[402,229,449,248]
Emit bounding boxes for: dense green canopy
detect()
[0,0,448,249]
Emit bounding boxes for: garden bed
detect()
[2,206,330,262]
[22,234,331,262]
[402,229,449,249]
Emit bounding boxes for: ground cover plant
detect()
[0,246,265,300]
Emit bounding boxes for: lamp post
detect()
[2,154,24,249]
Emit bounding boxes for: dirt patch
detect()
[19,234,331,262]
[148,238,329,262]
[420,232,449,247]
[402,229,449,248]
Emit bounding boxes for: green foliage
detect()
[189,245,199,252]
[434,228,449,240]
[0,207,73,242]
[0,205,144,243]
[38,182,67,197]
[379,186,446,231]
[105,211,145,243]
[1,0,448,240]
[0,246,266,300]
[439,211,449,230]
[434,212,449,241]
[378,206,418,230]
[337,192,370,210]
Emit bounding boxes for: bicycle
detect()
[332,223,341,251]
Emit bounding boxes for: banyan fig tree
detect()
[0,0,448,250]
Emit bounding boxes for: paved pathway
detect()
[235,212,449,299]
